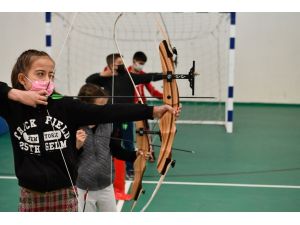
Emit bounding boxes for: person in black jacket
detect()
[86,53,162,178]
[0,49,179,212]
[86,53,163,104]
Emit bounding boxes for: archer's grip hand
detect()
[136,150,150,160]
[153,105,181,119]
[9,89,48,107]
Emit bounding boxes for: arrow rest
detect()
[136,128,162,142]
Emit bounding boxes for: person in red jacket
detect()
[128,51,163,104]
[128,51,163,162]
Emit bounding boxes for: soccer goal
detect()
[45,12,235,133]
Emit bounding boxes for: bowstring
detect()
[46,12,82,211]
[113,13,154,208]
[113,13,144,104]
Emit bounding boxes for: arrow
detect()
[95,134,196,154]
[50,93,214,100]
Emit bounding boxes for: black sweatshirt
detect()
[86,72,162,104]
[0,82,153,192]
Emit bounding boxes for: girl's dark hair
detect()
[11,49,55,90]
[77,83,108,104]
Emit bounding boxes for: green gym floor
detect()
[1,103,300,212]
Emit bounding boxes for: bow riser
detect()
[157,40,179,174]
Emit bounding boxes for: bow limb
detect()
[113,13,152,210]
[140,159,175,212]
[113,13,143,103]
[129,120,150,210]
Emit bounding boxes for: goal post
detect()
[45,12,236,133]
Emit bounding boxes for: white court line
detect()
[0,176,17,180]
[1,175,300,190]
[116,180,132,212]
[143,180,300,189]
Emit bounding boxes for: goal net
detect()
[49,12,234,132]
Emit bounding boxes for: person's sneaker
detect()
[115,191,132,201]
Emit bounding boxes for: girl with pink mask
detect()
[0,49,180,212]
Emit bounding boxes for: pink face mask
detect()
[25,76,55,96]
